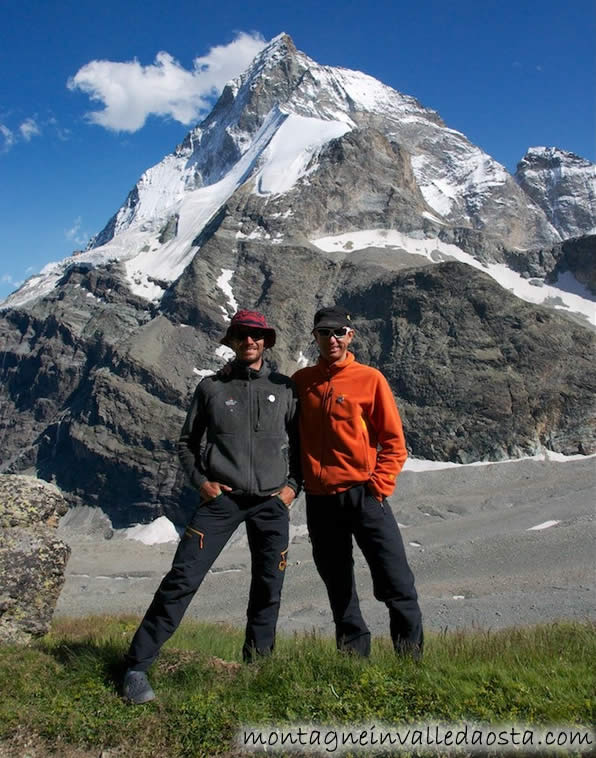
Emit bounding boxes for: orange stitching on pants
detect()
[185,526,205,549]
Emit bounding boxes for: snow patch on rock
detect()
[125,516,181,545]
[312,229,595,323]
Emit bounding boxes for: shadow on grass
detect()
[39,639,128,691]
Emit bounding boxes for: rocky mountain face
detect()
[0,34,594,526]
[340,262,594,462]
[515,147,596,241]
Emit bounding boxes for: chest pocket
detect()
[329,394,371,470]
[330,394,362,422]
[210,390,246,435]
[255,389,284,433]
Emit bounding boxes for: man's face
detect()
[228,328,267,368]
[313,325,354,364]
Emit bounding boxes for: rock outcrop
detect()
[0,475,71,644]
[503,235,596,297]
[515,147,596,240]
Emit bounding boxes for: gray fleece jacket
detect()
[177,360,301,497]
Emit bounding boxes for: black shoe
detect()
[394,640,423,661]
[122,669,156,704]
[337,631,371,657]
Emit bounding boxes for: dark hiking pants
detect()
[126,493,289,670]
[306,484,423,657]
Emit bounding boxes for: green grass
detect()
[0,617,594,757]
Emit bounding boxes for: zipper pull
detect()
[326,385,334,408]
[253,386,260,431]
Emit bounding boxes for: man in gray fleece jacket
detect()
[123,310,300,704]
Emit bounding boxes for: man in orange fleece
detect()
[293,306,422,658]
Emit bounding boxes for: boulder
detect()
[0,475,71,644]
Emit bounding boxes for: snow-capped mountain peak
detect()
[3,34,593,314]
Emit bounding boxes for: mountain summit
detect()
[1,35,594,524]
[8,33,593,311]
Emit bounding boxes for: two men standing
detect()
[123,305,422,704]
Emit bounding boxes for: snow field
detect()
[312,229,595,324]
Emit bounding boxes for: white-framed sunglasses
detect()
[313,326,351,338]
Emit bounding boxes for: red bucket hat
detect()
[220,310,276,348]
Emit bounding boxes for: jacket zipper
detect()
[319,379,333,487]
[248,378,253,493]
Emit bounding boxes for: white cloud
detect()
[65,216,89,247]
[48,116,71,141]
[1,117,44,152]
[2,273,22,288]
[67,31,266,133]
[0,124,15,152]
[19,117,41,141]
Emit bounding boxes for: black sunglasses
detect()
[229,328,266,341]
[313,326,351,338]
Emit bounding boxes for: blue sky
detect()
[1,0,593,300]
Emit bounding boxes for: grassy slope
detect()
[0,616,594,757]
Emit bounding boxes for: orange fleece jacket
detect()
[292,352,407,498]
